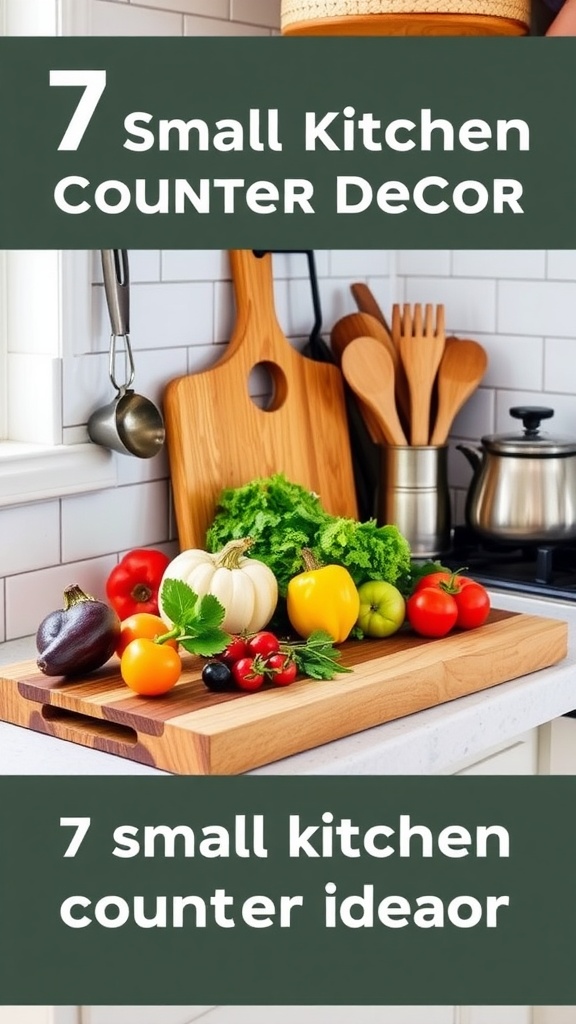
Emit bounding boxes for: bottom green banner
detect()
[0,776,573,1005]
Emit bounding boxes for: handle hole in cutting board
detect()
[41,705,138,746]
[248,361,288,412]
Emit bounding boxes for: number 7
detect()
[61,816,91,857]
[50,69,107,150]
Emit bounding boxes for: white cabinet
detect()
[452,730,539,775]
[81,1012,212,1024]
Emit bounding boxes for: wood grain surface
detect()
[282,13,529,35]
[0,610,567,775]
[164,250,358,552]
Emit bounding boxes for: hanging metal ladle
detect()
[87,250,165,458]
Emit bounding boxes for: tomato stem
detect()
[154,625,183,646]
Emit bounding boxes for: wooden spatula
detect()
[350,283,392,335]
[393,303,446,446]
[341,336,408,447]
[430,338,488,445]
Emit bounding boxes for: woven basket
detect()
[281,0,531,35]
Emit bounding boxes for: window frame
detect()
[0,0,116,508]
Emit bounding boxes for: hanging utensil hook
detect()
[101,249,135,393]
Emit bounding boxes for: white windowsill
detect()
[0,442,117,507]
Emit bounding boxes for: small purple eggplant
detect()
[36,584,121,678]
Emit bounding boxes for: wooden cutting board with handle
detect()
[0,610,567,775]
[164,250,358,550]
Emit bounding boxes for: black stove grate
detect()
[442,527,576,602]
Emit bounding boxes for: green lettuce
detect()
[206,473,412,597]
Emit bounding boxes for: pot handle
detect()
[510,406,554,437]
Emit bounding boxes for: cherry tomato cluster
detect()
[202,630,298,693]
[406,572,491,639]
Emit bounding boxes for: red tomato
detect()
[106,548,170,618]
[414,571,473,594]
[453,582,491,630]
[266,653,298,687]
[247,631,280,659]
[406,588,458,638]
[116,612,177,657]
[219,636,250,665]
[232,657,265,692]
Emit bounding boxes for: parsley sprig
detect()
[158,578,231,658]
[281,630,351,681]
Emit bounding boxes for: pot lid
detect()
[482,406,576,456]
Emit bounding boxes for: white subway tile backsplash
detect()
[402,276,497,334]
[230,0,281,28]
[396,250,451,276]
[135,0,229,16]
[91,0,183,33]
[92,281,215,352]
[61,481,169,561]
[184,15,269,34]
[0,501,61,576]
[452,250,546,279]
[450,387,496,441]
[0,581,5,643]
[477,332,544,391]
[214,281,236,343]
[5,555,118,640]
[198,1008,454,1024]
[162,250,230,282]
[329,250,390,277]
[547,250,576,280]
[498,279,576,337]
[187,343,224,373]
[545,337,576,394]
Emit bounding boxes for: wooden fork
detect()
[392,303,446,446]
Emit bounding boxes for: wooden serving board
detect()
[0,610,567,775]
[163,250,358,552]
[282,14,529,36]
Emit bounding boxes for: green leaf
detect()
[160,578,198,625]
[192,593,226,632]
[180,627,231,658]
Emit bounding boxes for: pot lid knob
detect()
[510,405,554,437]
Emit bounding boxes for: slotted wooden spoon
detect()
[430,338,488,445]
[393,303,446,446]
[341,336,408,447]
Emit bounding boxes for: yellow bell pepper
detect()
[286,550,360,643]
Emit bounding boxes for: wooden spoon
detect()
[341,336,408,447]
[430,338,488,446]
[331,311,410,428]
[394,303,446,446]
[330,311,395,366]
[350,282,392,335]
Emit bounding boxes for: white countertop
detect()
[0,589,575,776]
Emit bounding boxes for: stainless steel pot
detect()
[458,406,576,543]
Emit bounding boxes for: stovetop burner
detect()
[443,526,576,602]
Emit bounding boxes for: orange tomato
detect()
[116,612,177,657]
[120,638,182,696]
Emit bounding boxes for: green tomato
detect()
[356,580,406,638]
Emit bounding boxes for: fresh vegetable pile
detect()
[206,473,412,596]
[33,482,493,703]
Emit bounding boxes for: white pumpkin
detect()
[159,538,278,634]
